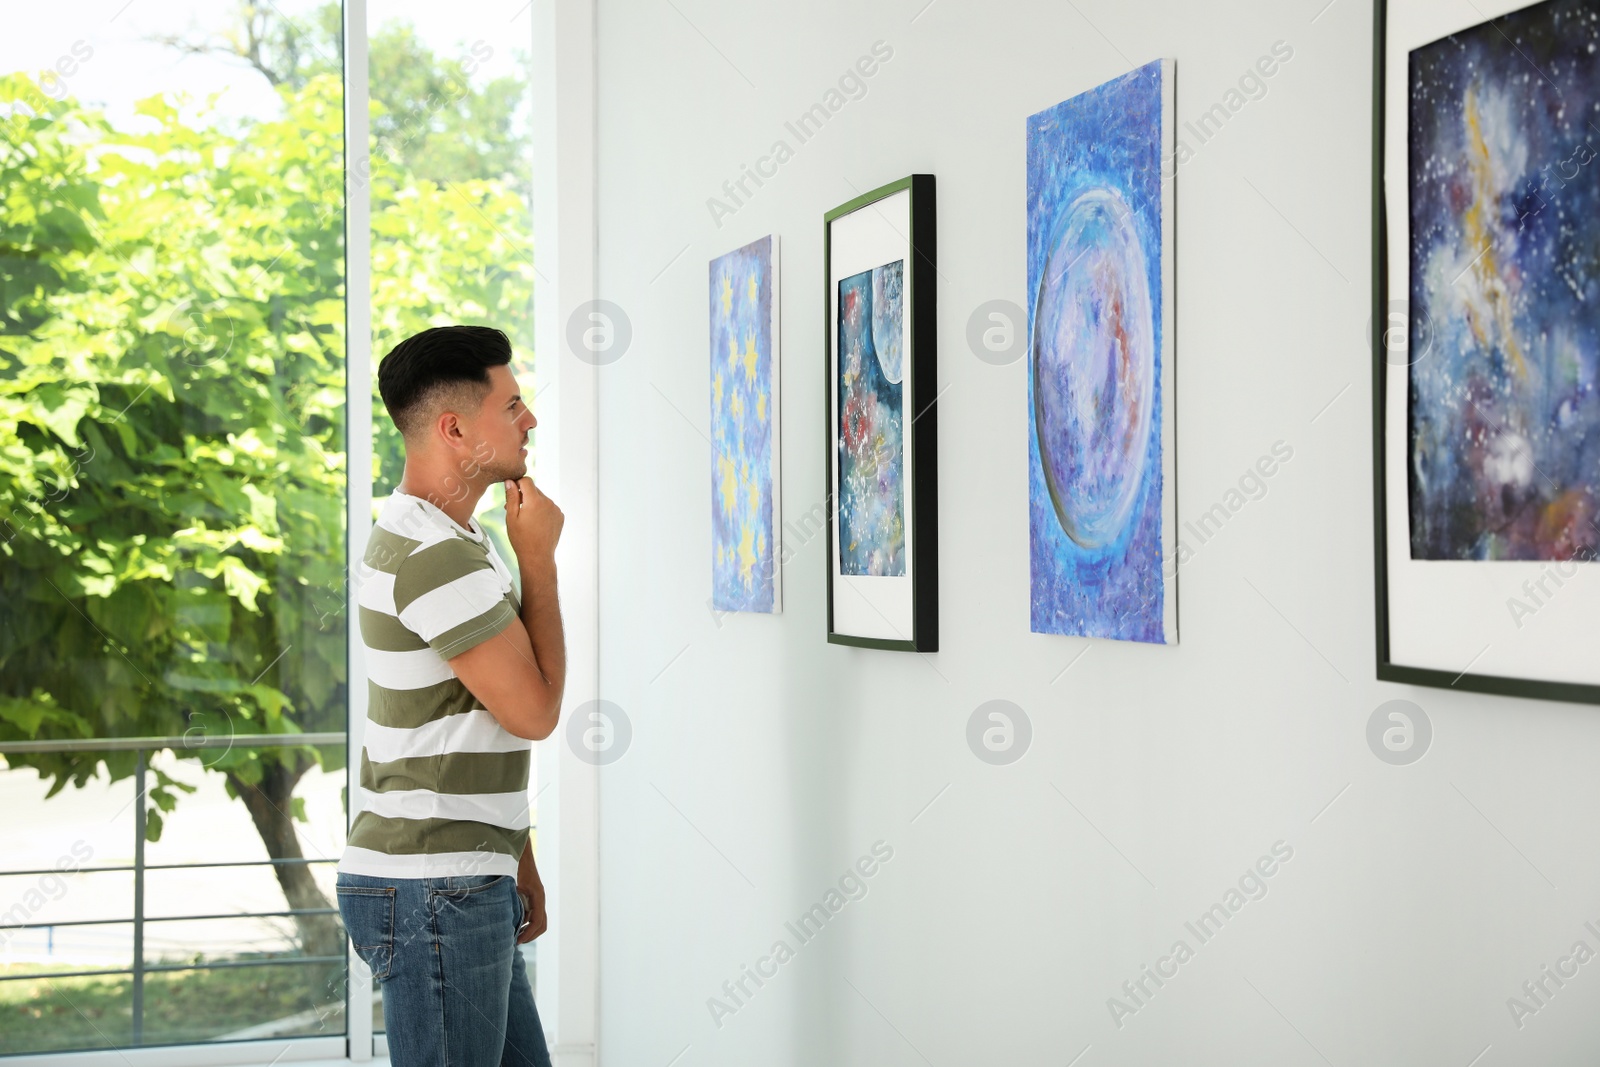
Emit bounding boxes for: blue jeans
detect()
[336,872,552,1067]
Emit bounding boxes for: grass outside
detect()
[0,959,363,1055]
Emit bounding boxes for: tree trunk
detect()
[226,755,344,960]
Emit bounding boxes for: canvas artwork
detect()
[1027,59,1176,643]
[823,174,937,651]
[709,234,781,613]
[1372,0,1600,702]
[1407,0,1600,563]
[836,259,906,577]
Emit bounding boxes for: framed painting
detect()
[1374,0,1600,702]
[823,175,938,651]
[709,234,781,613]
[1027,59,1178,644]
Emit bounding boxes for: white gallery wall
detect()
[589,0,1600,1064]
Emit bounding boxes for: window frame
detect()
[1,0,598,1062]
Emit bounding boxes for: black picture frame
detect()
[1370,0,1600,705]
[822,174,938,652]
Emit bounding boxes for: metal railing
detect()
[0,733,348,1047]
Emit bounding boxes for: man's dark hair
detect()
[377,325,512,438]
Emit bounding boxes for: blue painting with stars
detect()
[709,235,781,612]
[1408,0,1600,561]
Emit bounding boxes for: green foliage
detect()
[180,2,532,188]
[365,21,532,190]
[0,71,351,825]
[0,4,534,862]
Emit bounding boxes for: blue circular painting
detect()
[1032,186,1154,550]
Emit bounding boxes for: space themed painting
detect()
[1375,0,1600,701]
[1027,60,1177,643]
[824,175,938,651]
[836,260,906,577]
[1406,0,1600,563]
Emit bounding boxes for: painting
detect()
[709,234,781,613]
[823,175,938,651]
[1027,59,1176,644]
[1374,0,1600,703]
[837,259,906,576]
[1407,0,1600,562]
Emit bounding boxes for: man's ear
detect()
[434,409,466,449]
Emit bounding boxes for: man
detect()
[335,325,566,1067]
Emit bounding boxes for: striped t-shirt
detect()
[336,491,531,880]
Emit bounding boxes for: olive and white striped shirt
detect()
[336,491,530,880]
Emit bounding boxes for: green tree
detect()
[157,1,537,493]
[0,7,534,964]
[155,1,532,189]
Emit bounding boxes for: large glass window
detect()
[1,1,539,1058]
[0,2,348,1055]
[366,3,536,541]
[363,0,538,1032]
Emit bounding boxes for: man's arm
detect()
[447,477,566,740]
[516,552,567,713]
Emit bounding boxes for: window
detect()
[362,0,538,1038]
[0,1,540,1059]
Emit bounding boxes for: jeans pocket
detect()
[336,885,396,980]
[428,873,514,944]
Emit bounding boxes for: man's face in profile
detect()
[464,363,536,483]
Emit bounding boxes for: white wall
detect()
[591,1,1600,1064]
